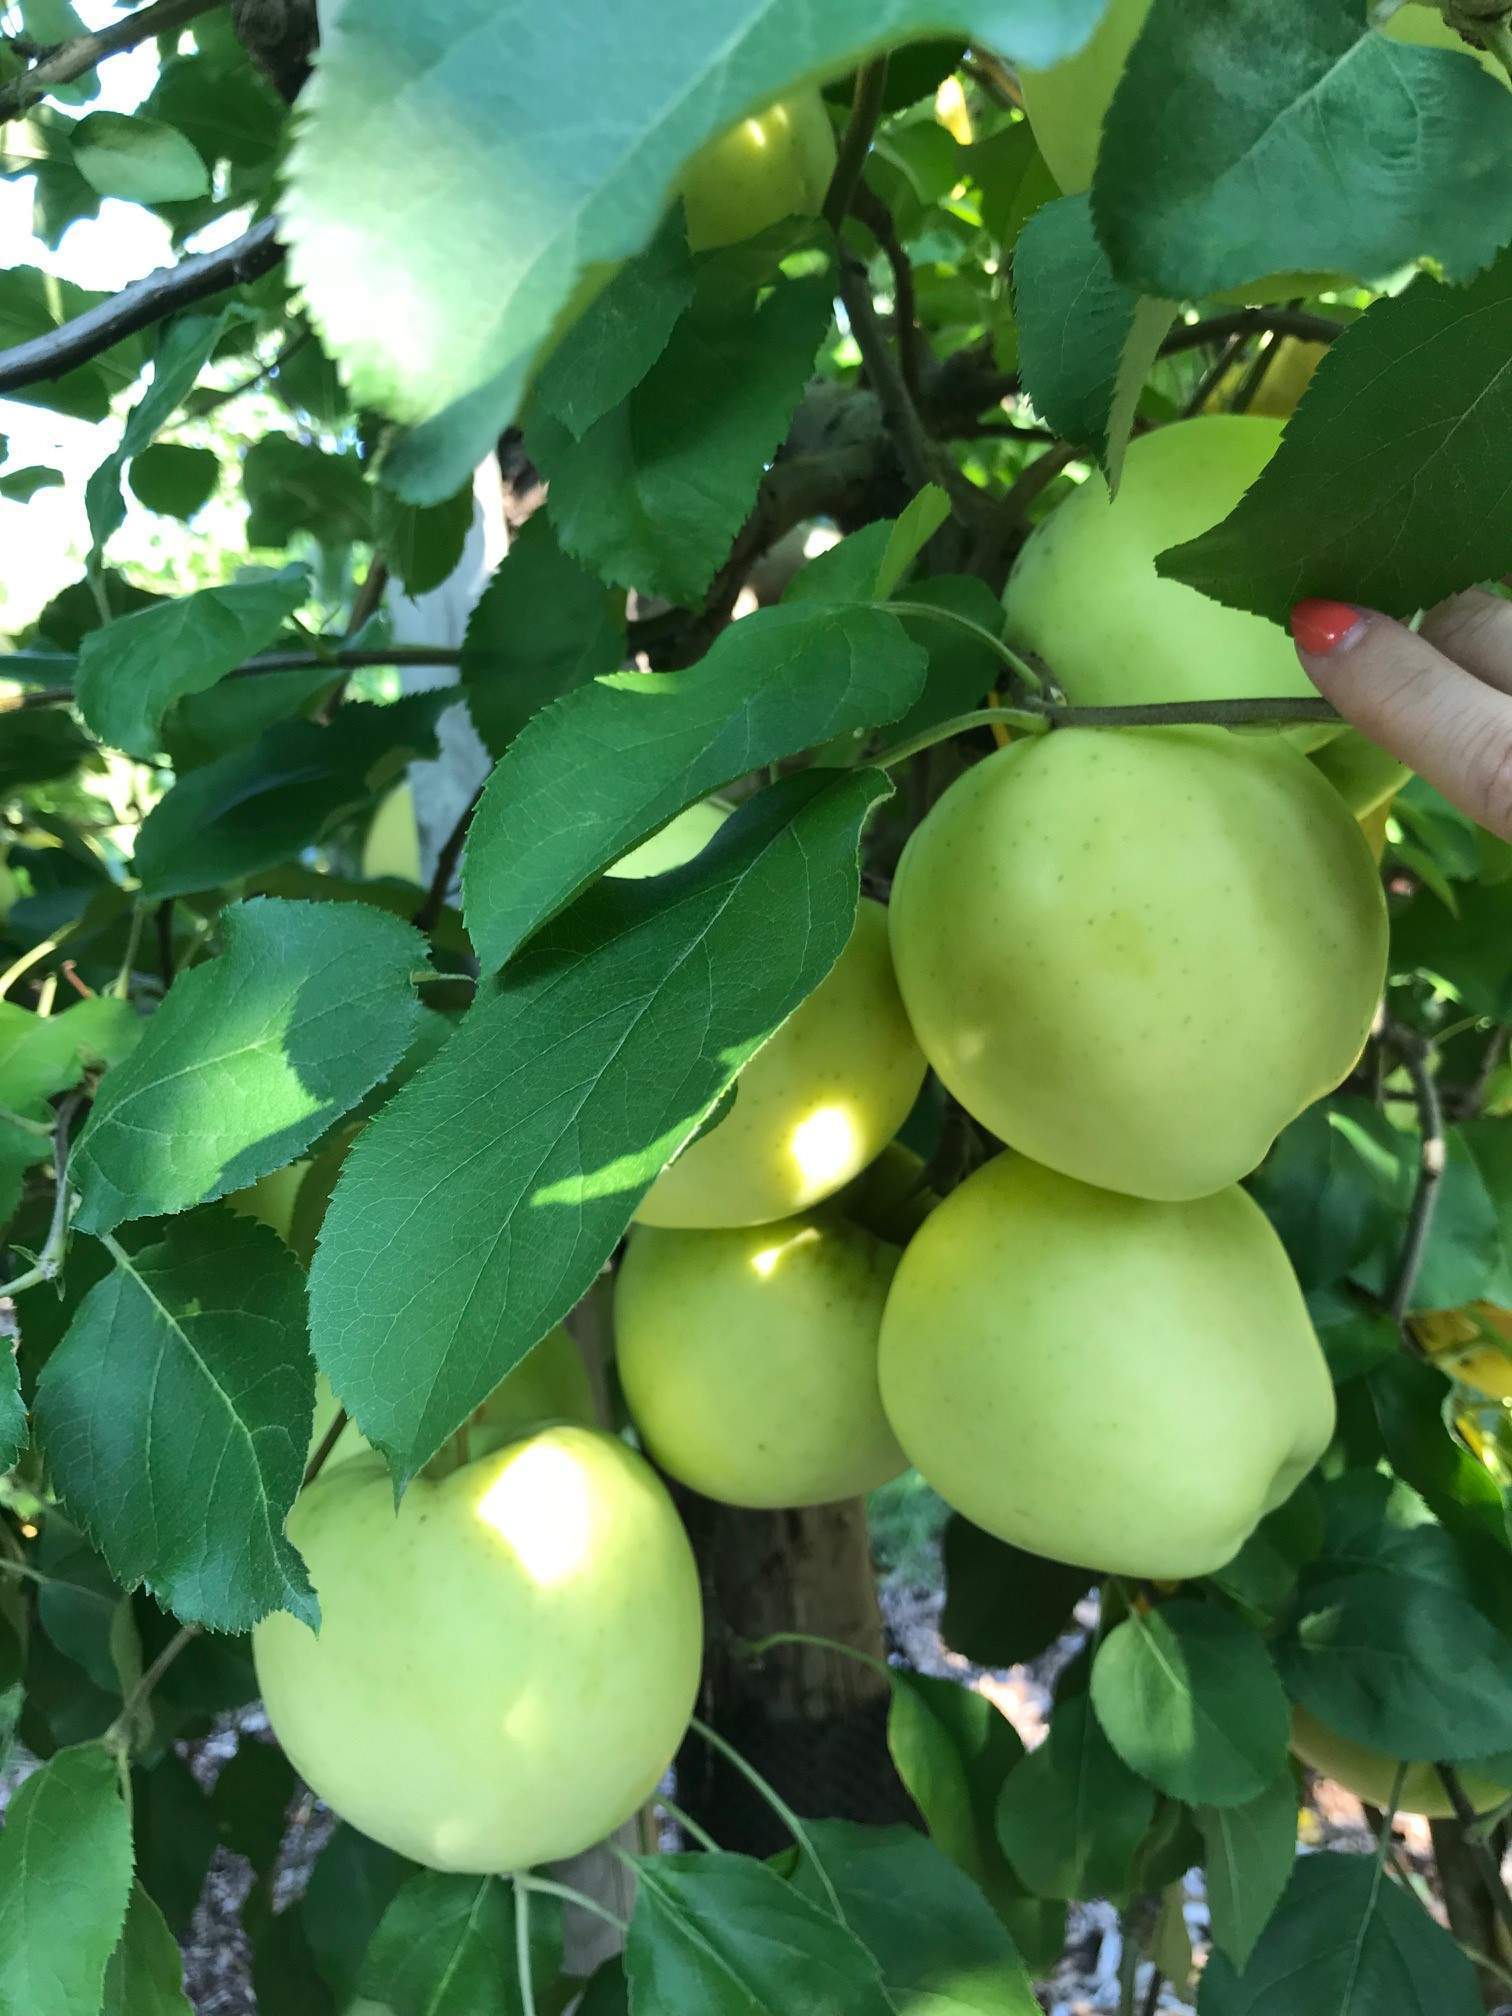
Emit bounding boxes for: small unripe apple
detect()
[637,896,926,1228]
[361,782,423,887]
[877,1154,1336,1580]
[1003,416,1327,735]
[678,92,837,252]
[606,798,732,879]
[888,727,1387,1201]
[254,1424,703,1872]
[615,1209,905,1508]
[1291,1704,1512,1819]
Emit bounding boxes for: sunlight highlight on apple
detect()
[473,1439,598,1588]
[787,1102,862,1192]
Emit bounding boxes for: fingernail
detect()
[1290,599,1370,655]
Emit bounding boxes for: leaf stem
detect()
[106,1621,199,1753]
[511,1871,629,1935]
[1384,1025,1445,1323]
[658,1794,722,1854]
[0,1089,84,1300]
[738,1629,892,1685]
[688,1714,846,1924]
[514,1876,537,2016]
[112,900,146,1001]
[885,599,1046,693]
[874,691,1343,769]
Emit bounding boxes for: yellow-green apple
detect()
[1291,1704,1512,1819]
[678,91,836,251]
[615,1210,905,1507]
[254,1424,702,1871]
[877,1153,1336,1579]
[361,782,423,886]
[888,726,1387,1201]
[637,896,926,1227]
[1003,417,1330,738]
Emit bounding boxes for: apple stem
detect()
[688,1713,847,1924]
[657,1792,722,1854]
[511,1871,629,1935]
[514,1875,537,2016]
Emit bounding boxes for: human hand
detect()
[1291,591,1512,840]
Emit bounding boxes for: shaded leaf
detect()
[34,1209,317,1630]
[70,111,209,204]
[74,569,306,759]
[313,769,889,1482]
[127,443,220,520]
[73,897,426,1235]
[1160,256,1512,625]
[358,1869,558,2016]
[997,1692,1154,1902]
[100,1884,193,2016]
[463,602,924,971]
[1196,1775,1299,1972]
[940,1517,1092,1670]
[0,1744,133,2016]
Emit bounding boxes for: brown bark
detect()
[677,1494,917,1856]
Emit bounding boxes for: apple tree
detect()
[0,1,1510,2012]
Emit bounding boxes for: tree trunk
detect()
[677,1495,916,1856]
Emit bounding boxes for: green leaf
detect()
[0,266,143,423]
[0,1351,23,1470]
[940,1517,1093,1670]
[0,711,96,794]
[1208,1484,1326,1618]
[70,111,209,204]
[372,480,475,597]
[1197,1848,1481,2014]
[530,206,698,440]
[209,1741,297,1872]
[1275,1470,1512,1759]
[165,662,340,769]
[624,1852,891,2016]
[972,121,1059,253]
[131,1753,217,1936]
[33,1209,317,1631]
[100,1884,193,2016]
[85,309,230,559]
[127,443,220,520]
[0,996,140,1110]
[242,434,372,550]
[72,897,426,1235]
[357,1869,558,2016]
[1160,255,1512,625]
[0,1744,134,2016]
[1248,1098,1405,1294]
[459,512,626,759]
[302,1825,413,2002]
[74,569,307,759]
[285,0,1104,497]
[996,1692,1155,1902]
[884,576,1007,745]
[1366,1355,1508,1550]
[790,1822,1040,2016]
[1013,192,1175,478]
[1095,0,1512,301]
[1090,1601,1291,1808]
[528,257,832,604]
[1344,1110,1512,1315]
[132,691,447,900]
[463,603,924,971]
[1392,877,1512,1019]
[313,767,889,1482]
[886,1672,1025,1911]
[0,464,64,501]
[578,1961,629,2016]
[1196,1776,1299,1972]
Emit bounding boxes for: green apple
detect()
[254,1424,703,1872]
[361,782,423,886]
[1003,417,1330,739]
[1206,337,1329,419]
[306,1322,596,1473]
[606,797,732,879]
[678,91,837,252]
[226,1160,312,1244]
[1020,0,1504,200]
[637,895,927,1228]
[888,727,1387,1201]
[615,1210,905,1508]
[1307,729,1412,820]
[877,1153,1336,1579]
[1291,1704,1512,1819]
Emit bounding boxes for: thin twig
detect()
[0,1090,84,1300]
[412,784,483,936]
[301,1408,349,1490]
[107,1621,199,1750]
[1386,1025,1445,1323]
[836,257,941,499]
[4,643,460,714]
[1182,331,1251,420]
[191,327,310,418]
[850,185,927,406]
[1436,1768,1512,1945]
[1457,1026,1508,1120]
[0,217,284,393]
[1140,1969,1165,2016]
[0,0,217,119]
[823,58,889,232]
[1161,307,1344,355]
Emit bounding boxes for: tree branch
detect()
[0,0,218,120]
[851,185,927,407]
[1386,1024,1445,1324]
[1161,307,1344,356]
[0,216,284,394]
[823,58,889,233]
[4,642,460,714]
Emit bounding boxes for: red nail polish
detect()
[1290,599,1368,655]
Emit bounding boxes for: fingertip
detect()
[1289,599,1373,658]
